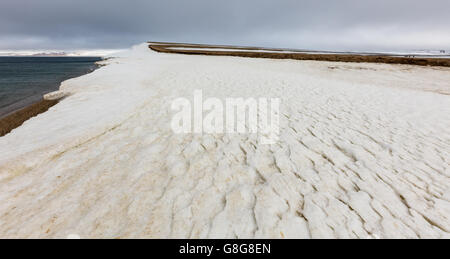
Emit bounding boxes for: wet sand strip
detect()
[0,98,59,137]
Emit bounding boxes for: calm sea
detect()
[0,56,102,118]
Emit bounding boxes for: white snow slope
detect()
[0,43,450,239]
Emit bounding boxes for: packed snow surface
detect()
[1,43,450,239]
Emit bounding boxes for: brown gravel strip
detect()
[0,99,59,137]
[149,42,450,67]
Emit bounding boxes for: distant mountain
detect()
[0,49,123,57]
[30,52,70,57]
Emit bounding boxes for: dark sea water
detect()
[0,56,102,118]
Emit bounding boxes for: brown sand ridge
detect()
[0,99,58,137]
[149,42,450,67]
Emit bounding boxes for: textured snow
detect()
[0,43,450,239]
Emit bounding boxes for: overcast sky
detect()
[1,0,449,51]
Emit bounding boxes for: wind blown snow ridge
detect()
[0,43,449,239]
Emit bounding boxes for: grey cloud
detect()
[1,0,449,51]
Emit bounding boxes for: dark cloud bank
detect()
[1,0,449,51]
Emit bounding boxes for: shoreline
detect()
[0,98,59,137]
[0,94,44,118]
[149,42,450,67]
[0,57,103,137]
